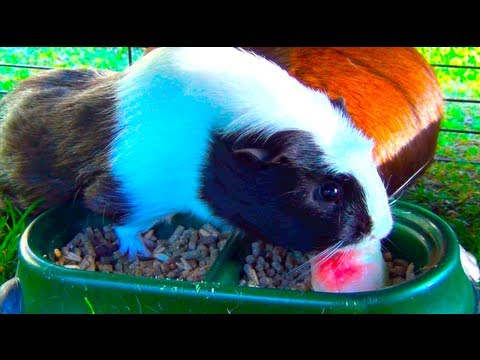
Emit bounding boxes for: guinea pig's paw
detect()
[459,244,480,283]
[114,225,153,260]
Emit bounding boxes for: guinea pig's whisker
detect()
[335,248,349,274]
[380,242,390,253]
[389,196,402,206]
[275,190,300,199]
[388,161,430,201]
[381,236,400,252]
[308,241,344,270]
[283,241,344,287]
[384,174,393,194]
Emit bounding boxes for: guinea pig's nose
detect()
[355,213,373,238]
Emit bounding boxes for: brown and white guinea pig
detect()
[0,47,394,263]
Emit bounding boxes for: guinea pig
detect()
[146,47,444,196]
[241,47,445,197]
[0,47,393,272]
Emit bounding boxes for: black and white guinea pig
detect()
[0,47,393,259]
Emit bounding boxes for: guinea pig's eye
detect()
[316,181,343,203]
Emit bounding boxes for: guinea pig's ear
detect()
[232,147,288,168]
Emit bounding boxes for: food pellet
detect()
[202,223,221,237]
[405,263,415,281]
[239,241,420,291]
[168,225,186,244]
[245,255,256,265]
[53,222,231,283]
[259,277,271,287]
[64,264,81,270]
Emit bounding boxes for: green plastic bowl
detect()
[4,201,479,313]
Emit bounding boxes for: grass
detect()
[0,47,144,93]
[402,161,480,259]
[84,296,96,314]
[404,48,480,261]
[0,199,42,284]
[0,47,479,286]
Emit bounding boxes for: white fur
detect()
[110,47,393,257]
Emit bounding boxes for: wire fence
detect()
[0,47,478,165]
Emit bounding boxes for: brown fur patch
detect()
[378,119,441,197]
[0,68,131,222]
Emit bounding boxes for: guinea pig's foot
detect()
[114,225,153,260]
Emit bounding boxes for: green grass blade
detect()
[0,198,43,285]
[84,297,96,314]
[3,198,18,228]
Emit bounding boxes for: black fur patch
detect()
[200,130,373,252]
[0,69,131,222]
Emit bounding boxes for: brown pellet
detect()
[143,229,155,240]
[406,263,415,281]
[252,242,262,257]
[209,248,219,260]
[152,251,170,262]
[266,268,276,277]
[197,244,209,258]
[64,264,81,270]
[188,230,199,250]
[143,238,157,250]
[244,264,259,285]
[180,258,193,271]
[85,227,94,241]
[259,277,271,287]
[383,251,393,262]
[202,223,221,237]
[245,255,256,265]
[199,232,217,245]
[272,262,284,273]
[98,264,113,273]
[168,225,186,244]
[61,247,70,256]
[391,277,405,285]
[182,250,202,260]
[218,239,227,250]
[391,265,406,277]
[64,252,82,263]
[393,259,409,267]
[71,233,84,247]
